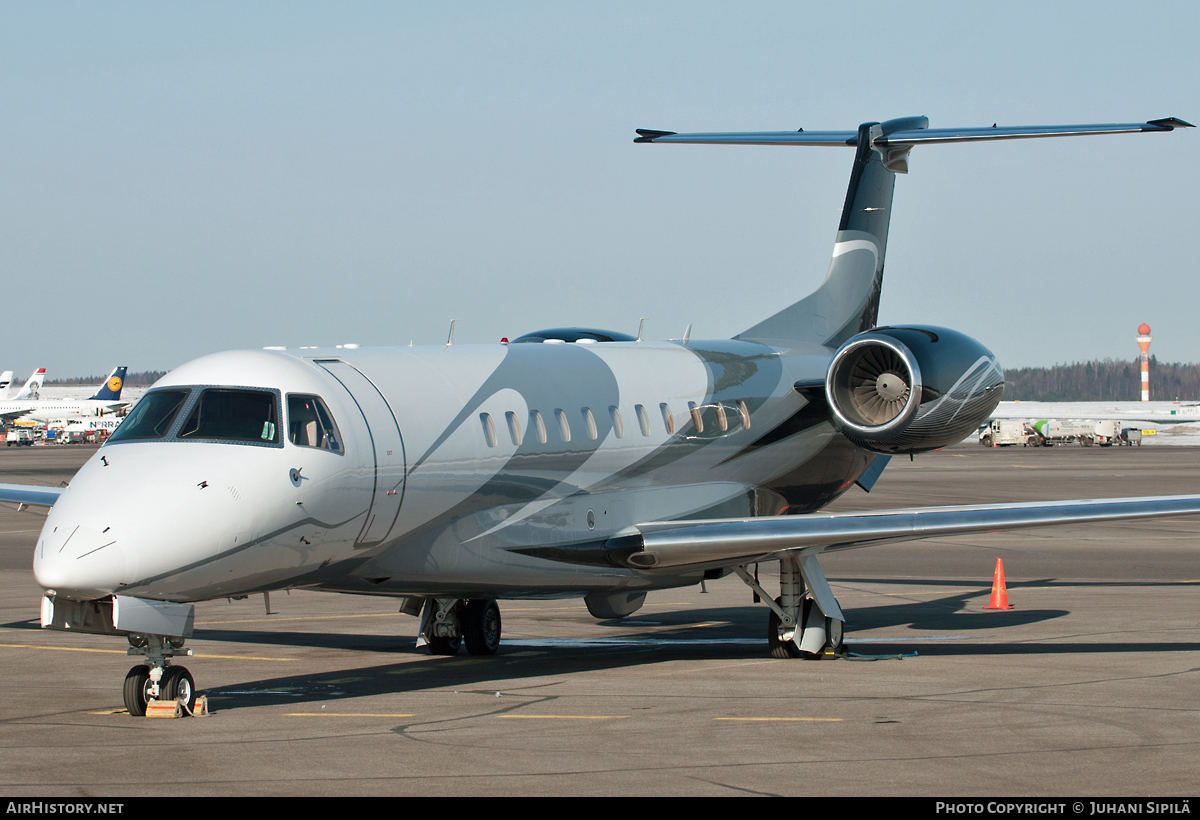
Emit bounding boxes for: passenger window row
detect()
[478,400,751,448]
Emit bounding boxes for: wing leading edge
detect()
[0,483,65,508]
[604,495,1200,570]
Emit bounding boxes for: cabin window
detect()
[106,389,190,442]
[635,404,651,437]
[688,401,704,433]
[480,413,498,448]
[287,394,343,453]
[581,407,598,440]
[178,389,280,444]
[505,411,523,446]
[659,403,675,435]
[609,406,625,439]
[554,408,571,443]
[530,410,547,444]
[715,401,729,432]
[737,400,751,429]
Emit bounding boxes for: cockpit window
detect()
[178,389,279,444]
[287,395,342,453]
[107,389,190,442]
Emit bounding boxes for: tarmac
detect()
[1,441,1198,796]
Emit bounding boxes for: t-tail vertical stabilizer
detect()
[737,116,925,348]
[635,115,1191,349]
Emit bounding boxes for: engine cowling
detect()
[825,325,1004,454]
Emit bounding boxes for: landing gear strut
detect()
[418,598,502,656]
[735,552,846,660]
[122,634,197,716]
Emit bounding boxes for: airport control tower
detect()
[1137,323,1153,402]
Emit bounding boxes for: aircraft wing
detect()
[604,495,1200,570]
[0,410,32,424]
[0,483,65,508]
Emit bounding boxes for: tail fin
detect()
[0,371,12,391]
[635,115,1191,348]
[737,117,925,347]
[90,367,127,401]
[14,368,46,400]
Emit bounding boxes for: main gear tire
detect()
[462,599,502,655]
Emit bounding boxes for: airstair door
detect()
[316,360,406,548]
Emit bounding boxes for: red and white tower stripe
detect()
[1136,323,1153,402]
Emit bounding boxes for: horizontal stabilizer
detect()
[634,119,1193,147]
[606,494,1200,570]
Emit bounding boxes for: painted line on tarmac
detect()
[286,712,415,718]
[715,717,843,722]
[0,639,297,662]
[498,714,627,720]
[0,642,127,655]
[196,602,693,626]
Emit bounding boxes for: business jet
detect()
[1,116,1196,718]
[0,366,128,425]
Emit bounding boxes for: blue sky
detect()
[1,2,1196,378]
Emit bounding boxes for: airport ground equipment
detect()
[1120,428,1143,446]
[3,114,1197,712]
[980,419,1028,447]
[1028,418,1100,446]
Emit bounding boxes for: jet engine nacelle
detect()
[825,325,1004,455]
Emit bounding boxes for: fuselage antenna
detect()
[446,320,458,346]
[636,318,645,344]
[682,323,692,345]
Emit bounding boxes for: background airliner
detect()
[1,116,1196,718]
[0,366,128,425]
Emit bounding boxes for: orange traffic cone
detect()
[984,558,1014,610]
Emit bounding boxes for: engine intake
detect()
[825,326,1004,454]
[827,335,922,438]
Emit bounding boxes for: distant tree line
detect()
[1003,357,1200,402]
[44,370,169,387]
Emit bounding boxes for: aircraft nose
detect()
[33,522,132,600]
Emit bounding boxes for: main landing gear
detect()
[122,633,198,716]
[734,552,846,660]
[418,598,502,656]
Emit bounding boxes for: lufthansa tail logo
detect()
[107,376,122,392]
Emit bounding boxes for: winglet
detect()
[634,129,677,143]
[1147,117,1195,130]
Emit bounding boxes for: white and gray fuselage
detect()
[33,338,859,605]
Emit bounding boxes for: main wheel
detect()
[426,633,461,656]
[123,665,153,717]
[162,666,197,713]
[767,598,801,659]
[462,599,502,655]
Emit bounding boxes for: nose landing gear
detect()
[122,634,198,716]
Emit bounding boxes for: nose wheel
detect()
[121,634,199,716]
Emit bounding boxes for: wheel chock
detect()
[144,699,182,718]
[189,695,210,717]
